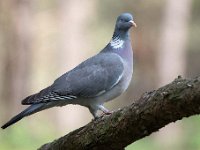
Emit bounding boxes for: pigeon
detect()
[1,13,136,129]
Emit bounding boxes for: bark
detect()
[38,76,200,150]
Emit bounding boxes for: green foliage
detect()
[126,116,200,150]
[126,136,157,150]
[0,120,57,150]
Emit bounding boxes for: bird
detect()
[1,13,136,129]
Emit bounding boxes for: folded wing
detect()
[22,53,124,105]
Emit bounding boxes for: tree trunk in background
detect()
[57,0,96,131]
[156,0,192,149]
[0,0,32,118]
[157,0,191,86]
[0,0,7,118]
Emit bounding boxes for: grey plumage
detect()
[2,104,49,129]
[2,13,136,129]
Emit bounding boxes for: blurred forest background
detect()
[0,0,200,149]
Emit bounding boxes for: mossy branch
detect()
[38,76,200,150]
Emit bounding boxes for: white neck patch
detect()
[110,37,124,49]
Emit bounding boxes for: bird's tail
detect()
[1,103,46,129]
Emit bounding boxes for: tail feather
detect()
[1,104,45,129]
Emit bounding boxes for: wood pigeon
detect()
[1,13,136,129]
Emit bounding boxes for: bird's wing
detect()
[53,52,124,97]
[21,86,71,105]
[22,53,124,105]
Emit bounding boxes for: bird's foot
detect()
[91,105,113,120]
[92,111,113,120]
[102,110,113,115]
[99,110,113,118]
[98,105,113,118]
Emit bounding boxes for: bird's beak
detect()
[129,20,137,27]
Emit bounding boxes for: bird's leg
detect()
[89,105,112,120]
[89,107,98,119]
[98,105,112,115]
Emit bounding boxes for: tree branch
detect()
[38,76,200,150]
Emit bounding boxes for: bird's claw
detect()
[100,110,113,118]
[92,111,113,121]
[102,111,113,115]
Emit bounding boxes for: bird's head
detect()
[115,13,136,31]
[109,13,136,49]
